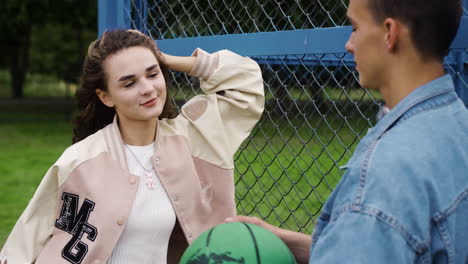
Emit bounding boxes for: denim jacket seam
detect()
[352,140,378,206]
[329,203,354,220]
[432,187,468,223]
[433,221,454,264]
[368,88,453,144]
[429,188,468,263]
[399,88,452,117]
[398,95,457,124]
[330,204,428,256]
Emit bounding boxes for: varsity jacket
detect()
[0,48,264,264]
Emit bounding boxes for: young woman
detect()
[0,30,264,263]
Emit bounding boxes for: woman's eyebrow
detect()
[118,74,135,82]
[146,64,159,72]
[118,64,159,82]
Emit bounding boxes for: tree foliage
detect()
[0,0,97,97]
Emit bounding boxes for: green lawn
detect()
[0,95,378,247]
[0,102,74,248]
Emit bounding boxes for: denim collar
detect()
[349,74,455,162]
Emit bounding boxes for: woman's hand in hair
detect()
[127,29,196,73]
[160,52,197,74]
[125,30,196,73]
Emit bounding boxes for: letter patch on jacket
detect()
[55,192,98,264]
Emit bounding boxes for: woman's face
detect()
[97,46,167,124]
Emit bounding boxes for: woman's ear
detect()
[96,89,115,107]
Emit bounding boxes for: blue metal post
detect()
[454,0,468,106]
[454,51,468,107]
[98,0,131,37]
[134,0,148,35]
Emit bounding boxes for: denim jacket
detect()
[310,75,468,264]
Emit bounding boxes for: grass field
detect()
[0,101,74,248]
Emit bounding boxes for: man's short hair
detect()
[367,0,462,61]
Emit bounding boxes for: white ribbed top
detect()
[107,143,176,264]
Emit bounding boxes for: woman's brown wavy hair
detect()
[72,30,178,143]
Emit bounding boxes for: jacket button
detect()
[117,217,125,226]
[188,233,193,238]
[129,177,136,184]
[174,196,179,201]
[154,158,160,165]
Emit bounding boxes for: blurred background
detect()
[0,0,96,100]
[0,0,97,246]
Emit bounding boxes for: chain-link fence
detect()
[101,0,468,234]
[134,0,348,36]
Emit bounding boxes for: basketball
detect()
[180,222,297,264]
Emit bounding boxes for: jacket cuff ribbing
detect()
[189,48,219,80]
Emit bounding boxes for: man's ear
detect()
[96,89,114,107]
[384,18,399,52]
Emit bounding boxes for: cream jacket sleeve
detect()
[0,165,59,263]
[0,133,106,263]
[166,48,265,169]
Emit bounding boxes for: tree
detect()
[0,0,49,98]
[0,0,96,98]
[29,0,97,84]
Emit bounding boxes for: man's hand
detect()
[225,215,311,264]
[225,215,284,237]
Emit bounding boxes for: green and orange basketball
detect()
[180,222,297,264]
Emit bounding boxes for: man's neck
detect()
[118,118,158,146]
[380,57,445,109]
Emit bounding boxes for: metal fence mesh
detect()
[127,0,468,233]
[132,0,349,38]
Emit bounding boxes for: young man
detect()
[227,0,468,263]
